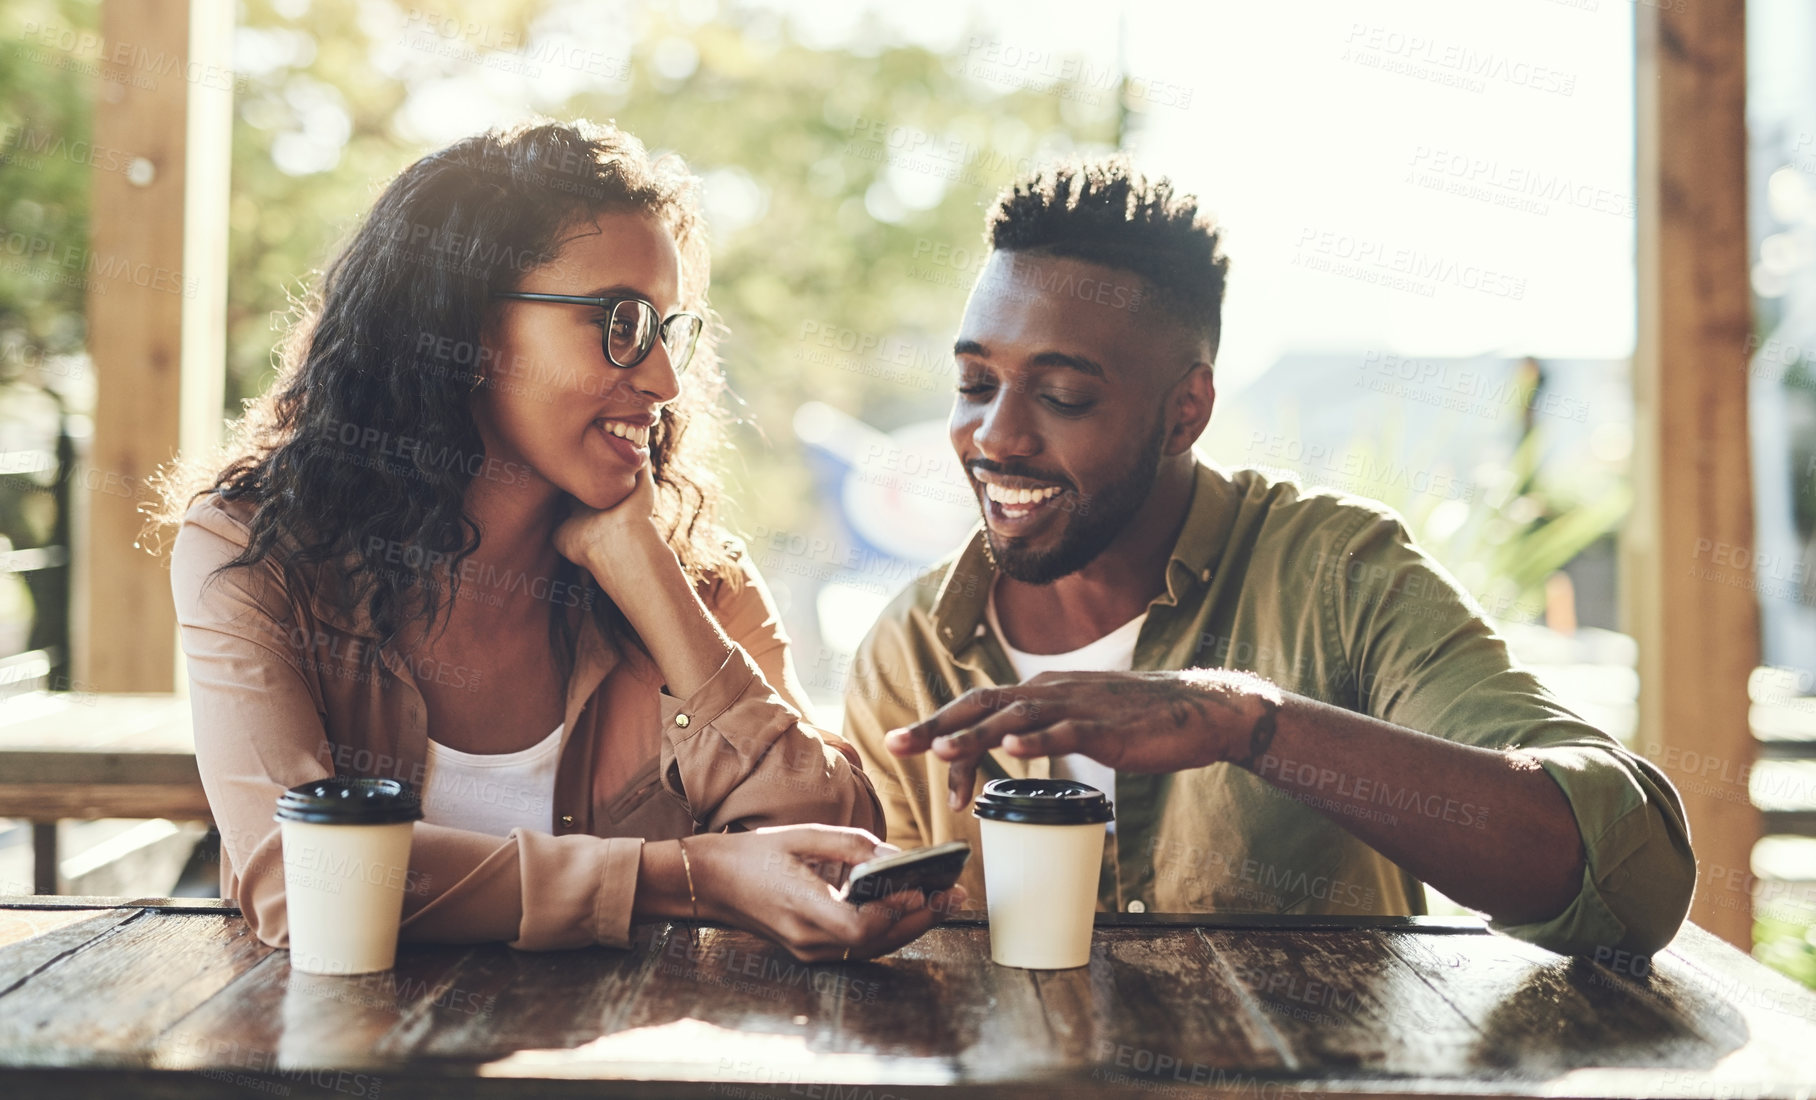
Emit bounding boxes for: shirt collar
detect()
[929,457,1242,658]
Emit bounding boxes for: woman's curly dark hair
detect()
[149,118,735,673]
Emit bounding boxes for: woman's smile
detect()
[591,416,654,466]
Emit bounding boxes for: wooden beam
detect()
[1630,1,1759,948]
[0,788,212,821]
[78,0,232,691]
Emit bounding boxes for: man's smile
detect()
[971,468,1072,528]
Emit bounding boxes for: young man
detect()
[843,157,1694,957]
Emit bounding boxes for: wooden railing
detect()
[0,415,75,698]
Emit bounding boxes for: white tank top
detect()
[985,589,1146,830]
[420,723,563,837]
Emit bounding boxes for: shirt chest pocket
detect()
[599,759,692,837]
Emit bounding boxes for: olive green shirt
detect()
[844,460,1695,956]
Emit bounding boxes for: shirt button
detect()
[1127,900,1147,914]
[675,713,691,728]
[559,815,574,829]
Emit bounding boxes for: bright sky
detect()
[362,0,1638,393]
[755,0,1639,389]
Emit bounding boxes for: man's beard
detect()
[982,426,1166,585]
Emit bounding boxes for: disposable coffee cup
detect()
[973,777,1113,969]
[275,777,422,976]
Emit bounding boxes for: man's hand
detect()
[883,669,1284,810]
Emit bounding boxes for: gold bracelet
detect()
[676,836,700,922]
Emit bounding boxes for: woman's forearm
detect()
[633,838,710,921]
[588,531,732,698]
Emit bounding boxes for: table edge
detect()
[0,897,1491,933]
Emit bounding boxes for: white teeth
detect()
[983,483,1061,505]
[598,420,649,447]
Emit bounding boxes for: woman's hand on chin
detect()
[553,467,667,596]
[554,464,729,694]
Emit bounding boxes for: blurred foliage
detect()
[219,0,1124,543]
[0,0,98,662]
[1756,914,1816,992]
[1314,362,1630,627]
[0,0,94,386]
[0,0,1127,658]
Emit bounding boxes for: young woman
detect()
[158,119,957,962]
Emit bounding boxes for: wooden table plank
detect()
[1380,931,1723,1076]
[2,904,1815,1098]
[0,896,239,911]
[0,754,204,786]
[0,692,205,822]
[0,694,195,752]
[404,924,670,1060]
[830,922,1050,1080]
[0,694,209,892]
[0,784,212,821]
[0,908,120,952]
[1201,926,1483,1076]
[0,909,138,995]
[151,942,481,1073]
[546,922,942,1087]
[1643,923,1816,1086]
[0,911,270,1064]
[1032,924,1292,1084]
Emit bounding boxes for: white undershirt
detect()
[985,589,1146,829]
[420,723,563,837]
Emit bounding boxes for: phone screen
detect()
[841,841,971,905]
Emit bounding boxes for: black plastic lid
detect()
[972,777,1114,825]
[275,777,422,825]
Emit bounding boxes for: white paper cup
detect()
[275,777,422,976]
[974,778,1113,969]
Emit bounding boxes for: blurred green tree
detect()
[0,0,101,674]
[221,0,1123,544]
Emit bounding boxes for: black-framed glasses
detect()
[491,292,704,373]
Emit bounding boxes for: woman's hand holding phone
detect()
[656,826,966,962]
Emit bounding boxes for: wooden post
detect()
[1630,0,1759,948]
[78,0,232,691]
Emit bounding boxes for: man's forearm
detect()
[1234,691,1587,925]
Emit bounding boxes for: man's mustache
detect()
[965,460,1075,493]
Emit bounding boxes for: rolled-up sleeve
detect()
[664,552,883,836]
[1333,508,1696,956]
[1490,743,1695,956]
[171,501,643,952]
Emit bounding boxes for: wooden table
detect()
[0,693,207,893]
[3,899,1816,1098]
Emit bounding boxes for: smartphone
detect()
[840,841,971,905]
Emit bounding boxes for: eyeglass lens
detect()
[606,299,700,371]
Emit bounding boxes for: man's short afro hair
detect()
[985,155,1229,359]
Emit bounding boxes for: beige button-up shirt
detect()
[172,492,881,952]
